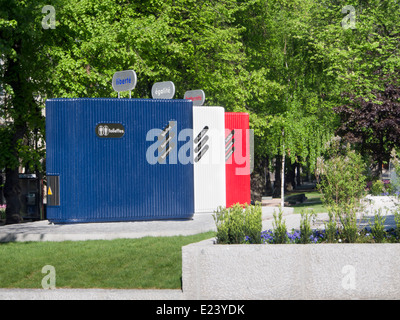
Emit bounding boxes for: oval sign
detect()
[96,123,125,138]
[151,81,175,99]
[184,89,205,106]
[112,70,137,92]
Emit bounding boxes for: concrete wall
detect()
[182,239,400,299]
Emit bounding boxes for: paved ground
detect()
[0,196,398,300]
[0,213,216,242]
[0,288,185,300]
[0,207,295,242]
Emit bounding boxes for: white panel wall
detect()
[193,107,226,213]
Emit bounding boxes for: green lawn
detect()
[0,231,215,289]
[285,190,328,214]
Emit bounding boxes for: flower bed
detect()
[215,200,400,245]
[182,201,400,299]
[182,239,400,299]
[259,227,400,244]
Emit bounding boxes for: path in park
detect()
[0,207,297,242]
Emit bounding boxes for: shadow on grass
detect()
[285,190,327,214]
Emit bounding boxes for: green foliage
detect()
[0,0,48,173]
[390,149,400,193]
[336,204,359,243]
[370,180,385,196]
[324,210,337,243]
[47,0,249,106]
[325,202,367,243]
[391,149,400,176]
[394,208,400,239]
[299,208,316,244]
[237,0,337,169]
[243,204,263,244]
[370,209,387,243]
[1,0,399,224]
[272,207,288,244]
[317,138,367,243]
[308,0,400,103]
[316,137,366,210]
[213,204,262,244]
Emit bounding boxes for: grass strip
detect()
[286,191,327,214]
[0,231,215,289]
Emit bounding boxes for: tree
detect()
[334,82,400,174]
[236,0,338,198]
[1,0,252,223]
[241,0,400,197]
[0,0,52,223]
[309,0,400,173]
[47,0,249,105]
[3,0,397,220]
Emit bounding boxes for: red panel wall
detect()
[225,112,251,207]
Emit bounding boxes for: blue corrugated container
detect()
[46,98,194,224]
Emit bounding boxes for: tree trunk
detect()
[296,161,301,187]
[280,129,285,207]
[250,157,266,203]
[286,161,296,190]
[273,156,281,198]
[3,42,28,224]
[4,168,23,224]
[264,156,273,196]
[4,123,27,224]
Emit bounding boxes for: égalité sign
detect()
[151,81,175,99]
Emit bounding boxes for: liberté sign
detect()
[184,89,205,106]
[112,70,137,97]
[151,81,176,99]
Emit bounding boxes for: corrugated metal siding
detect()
[225,112,251,207]
[193,107,226,213]
[46,98,194,223]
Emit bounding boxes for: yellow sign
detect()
[48,186,53,196]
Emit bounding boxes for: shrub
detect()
[383,180,393,194]
[299,209,316,244]
[370,209,387,243]
[390,148,400,193]
[272,207,289,244]
[325,203,364,243]
[316,138,367,242]
[371,180,385,196]
[316,138,366,210]
[243,204,262,244]
[324,210,338,243]
[337,204,359,243]
[213,203,262,244]
[395,208,400,239]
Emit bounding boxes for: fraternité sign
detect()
[184,89,205,106]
